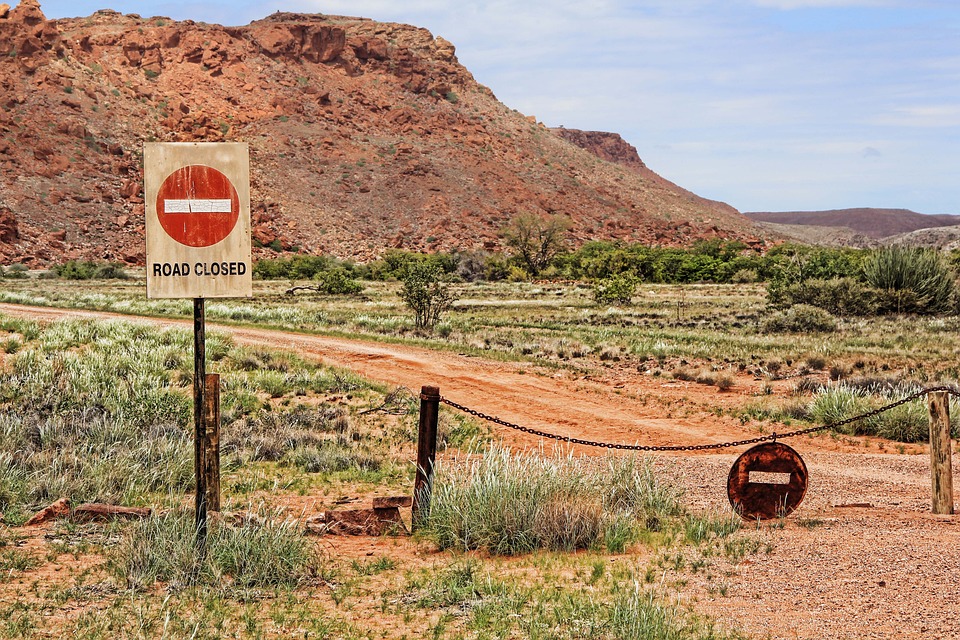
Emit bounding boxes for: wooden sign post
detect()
[145,142,251,551]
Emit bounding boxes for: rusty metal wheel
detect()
[727,442,808,520]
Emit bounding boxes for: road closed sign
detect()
[145,143,252,299]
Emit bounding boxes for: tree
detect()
[502,213,572,276]
[400,262,456,330]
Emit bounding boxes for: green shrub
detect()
[761,304,837,333]
[253,255,352,280]
[92,262,129,279]
[767,277,879,315]
[52,260,128,280]
[593,273,639,305]
[367,250,458,281]
[312,267,363,295]
[2,264,28,279]
[765,244,865,284]
[557,239,839,284]
[52,260,94,280]
[482,255,512,281]
[505,264,529,282]
[872,288,924,315]
[862,247,957,315]
[729,268,759,284]
[400,262,456,330]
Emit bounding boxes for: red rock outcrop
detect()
[0,0,62,72]
[0,1,767,266]
[0,207,18,243]
[249,22,346,64]
[552,128,647,171]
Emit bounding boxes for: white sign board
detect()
[145,142,252,299]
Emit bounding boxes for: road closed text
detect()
[152,261,248,277]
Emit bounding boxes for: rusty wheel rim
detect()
[727,442,808,520]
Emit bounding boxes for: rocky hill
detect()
[745,208,960,245]
[0,0,767,266]
[551,129,648,171]
[886,226,960,251]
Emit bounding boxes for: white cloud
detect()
[38,0,960,213]
[749,0,898,8]
[872,105,960,128]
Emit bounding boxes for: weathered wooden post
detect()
[928,391,954,515]
[412,385,441,531]
[203,373,221,513]
[193,298,208,548]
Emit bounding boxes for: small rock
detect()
[25,498,71,526]
[306,508,407,536]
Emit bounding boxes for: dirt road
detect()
[2,302,959,639]
[0,301,792,452]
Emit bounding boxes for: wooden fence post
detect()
[203,373,221,514]
[412,385,441,531]
[928,391,954,515]
[193,298,208,550]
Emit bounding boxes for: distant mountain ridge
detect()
[745,209,960,240]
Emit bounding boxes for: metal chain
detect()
[440,385,960,452]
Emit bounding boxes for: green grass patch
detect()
[420,446,684,554]
[0,313,403,519]
[109,508,318,592]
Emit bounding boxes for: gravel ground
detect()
[665,451,960,640]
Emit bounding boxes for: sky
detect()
[35,0,960,214]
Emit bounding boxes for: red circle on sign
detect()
[156,165,240,247]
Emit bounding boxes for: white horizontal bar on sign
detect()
[164,199,233,214]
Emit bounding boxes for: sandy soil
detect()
[1,302,958,639]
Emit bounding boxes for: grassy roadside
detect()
[3,275,957,444]
[0,311,769,639]
[5,276,960,378]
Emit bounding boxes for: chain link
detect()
[439,385,960,452]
